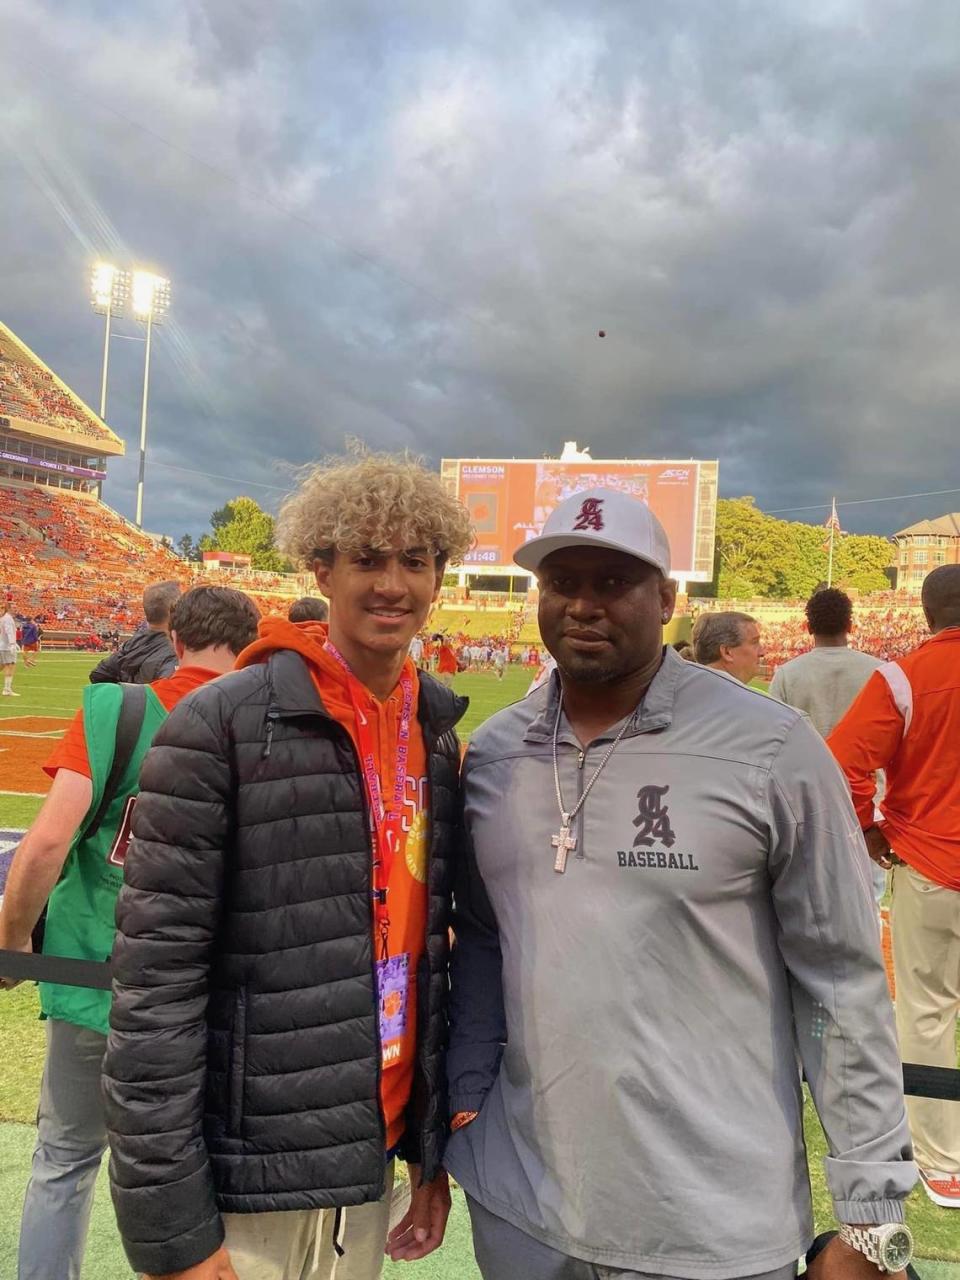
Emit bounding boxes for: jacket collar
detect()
[523,644,682,744]
[267,648,468,736]
[926,625,960,646]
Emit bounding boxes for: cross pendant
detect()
[551,823,577,874]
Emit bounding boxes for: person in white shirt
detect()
[769,589,881,737]
[1,602,20,697]
[770,588,885,910]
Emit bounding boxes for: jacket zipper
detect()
[575,746,587,860]
[262,708,278,759]
[412,729,438,1177]
[354,736,389,1189]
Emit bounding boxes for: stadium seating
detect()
[0,483,295,630]
[0,329,114,444]
[743,610,928,671]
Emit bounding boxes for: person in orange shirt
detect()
[829,564,960,1209]
[100,453,473,1280]
[435,635,459,687]
[0,586,260,1280]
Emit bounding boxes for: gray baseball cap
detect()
[513,487,671,576]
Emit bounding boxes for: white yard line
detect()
[0,790,45,798]
[0,706,79,714]
[0,731,64,739]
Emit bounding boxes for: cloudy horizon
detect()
[2,0,959,542]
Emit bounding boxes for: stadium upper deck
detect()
[0,321,123,500]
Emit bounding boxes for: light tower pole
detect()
[89,263,129,419]
[131,271,171,529]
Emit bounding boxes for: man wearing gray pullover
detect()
[446,489,917,1280]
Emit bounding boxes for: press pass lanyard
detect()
[324,641,414,960]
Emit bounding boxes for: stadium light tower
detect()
[131,270,171,529]
[89,263,130,419]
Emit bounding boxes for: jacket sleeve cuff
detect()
[122,1213,224,1276]
[825,1155,918,1225]
[449,1091,488,1116]
[831,1199,907,1225]
[396,1128,422,1165]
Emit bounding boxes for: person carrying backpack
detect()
[0,585,260,1280]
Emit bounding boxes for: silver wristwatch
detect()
[839,1223,914,1273]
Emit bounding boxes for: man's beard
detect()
[554,647,629,685]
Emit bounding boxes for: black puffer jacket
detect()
[102,649,466,1277]
[89,627,176,684]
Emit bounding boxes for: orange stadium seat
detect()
[0,484,295,633]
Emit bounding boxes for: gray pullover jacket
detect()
[446,648,916,1278]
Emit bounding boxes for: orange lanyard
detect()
[324,642,414,958]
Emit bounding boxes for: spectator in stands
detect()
[692,610,764,684]
[770,589,882,737]
[1,599,20,696]
[288,595,328,622]
[101,452,472,1279]
[829,565,960,1209]
[89,580,181,685]
[0,586,260,1280]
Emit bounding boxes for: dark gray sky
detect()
[2,0,959,539]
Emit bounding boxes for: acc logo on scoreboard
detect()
[660,468,690,482]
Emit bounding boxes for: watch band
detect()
[839,1223,883,1266]
[838,1222,914,1273]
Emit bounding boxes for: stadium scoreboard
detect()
[441,456,718,583]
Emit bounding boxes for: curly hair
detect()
[805,588,852,637]
[276,450,474,568]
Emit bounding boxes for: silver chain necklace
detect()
[551,696,633,873]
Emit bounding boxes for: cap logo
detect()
[572,497,605,532]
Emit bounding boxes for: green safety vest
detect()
[39,683,168,1036]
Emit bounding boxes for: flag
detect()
[823,498,841,554]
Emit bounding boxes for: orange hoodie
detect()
[236,619,429,1152]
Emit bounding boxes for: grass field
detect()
[0,654,957,1274]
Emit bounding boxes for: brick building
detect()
[893,513,960,592]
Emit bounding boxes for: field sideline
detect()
[0,654,956,1273]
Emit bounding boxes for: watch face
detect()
[881,1228,913,1271]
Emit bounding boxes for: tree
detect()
[198,496,293,572]
[832,533,894,594]
[714,498,794,597]
[713,498,893,599]
[176,534,200,562]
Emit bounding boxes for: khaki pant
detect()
[891,863,960,1174]
[221,1163,397,1280]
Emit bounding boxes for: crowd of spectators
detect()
[0,341,113,442]
[760,607,929,672]
[1,485,295,633]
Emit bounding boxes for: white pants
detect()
[221,1163,397,1280]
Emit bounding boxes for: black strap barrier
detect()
[1,949,959,1100]
[902,1063,960,1102]
[0,950,113,991]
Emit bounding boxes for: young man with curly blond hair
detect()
[102,453,473,1280]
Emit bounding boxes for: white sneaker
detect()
[919,1167,960,1207]
[2,689,19,697]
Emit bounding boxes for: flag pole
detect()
[827,497,836,587]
